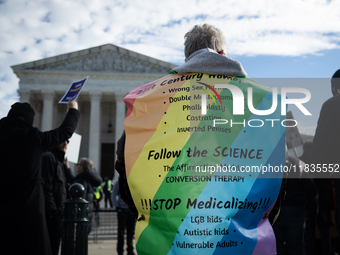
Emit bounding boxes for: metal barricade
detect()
[90,208,117,243]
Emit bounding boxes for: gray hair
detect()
[184,24,226,59]
[78,157,93,171]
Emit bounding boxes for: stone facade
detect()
[11,44,176,178]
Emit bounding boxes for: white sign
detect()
[285,111,303,149]
[65,133,82,163]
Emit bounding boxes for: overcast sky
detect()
[1,0,340,135]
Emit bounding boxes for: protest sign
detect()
[124,73,285,254]
[59,76,88,103]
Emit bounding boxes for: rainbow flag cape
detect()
[124,73,285,255]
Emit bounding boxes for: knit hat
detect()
[331,69,340,96]
[7,102,35,125]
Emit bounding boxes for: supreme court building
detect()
[11,44,176,178]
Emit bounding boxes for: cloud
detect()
[0,0,339,121]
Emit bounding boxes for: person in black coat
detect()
[273,156,318,255]
[41,140,75,255]
[309,69,340,174]
[72,157,102,234]
[0,100,80,255]
[309,69,340,254]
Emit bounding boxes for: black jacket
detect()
[283,156,319,221]
[0,108,80,255]
[41,147,75,217]
[310,93,340,168]
[115,130,138,217]
[309,94,340,224]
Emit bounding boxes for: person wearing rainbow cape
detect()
[119,24,285,255]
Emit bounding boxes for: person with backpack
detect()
[72,157,102,234]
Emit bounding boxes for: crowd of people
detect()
[0,99,119,255]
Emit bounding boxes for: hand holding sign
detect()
[59,76,88,103]
[67,100,78,110]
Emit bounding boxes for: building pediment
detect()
[12,44,176,74]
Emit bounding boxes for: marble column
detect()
[115,93,126,146]
[89,91,102,173]
[31,100,42,128]
[41,90,55,131]
[18,89,31,103]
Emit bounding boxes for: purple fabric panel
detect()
[252,202,277,255]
